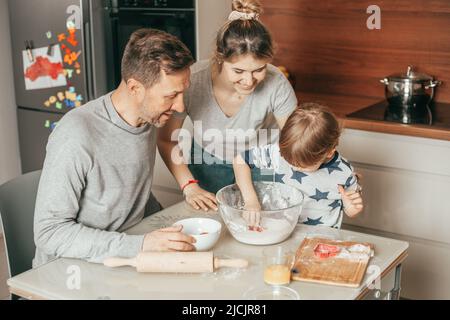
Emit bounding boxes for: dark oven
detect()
[104,0,196,90]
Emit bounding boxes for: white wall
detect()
[0,0,21,185]
[196,0,232,60]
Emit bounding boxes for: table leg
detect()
[389,263,403,300]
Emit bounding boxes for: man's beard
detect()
[139,104,166,128]
[153,121,165,128]
[145,116,165,128]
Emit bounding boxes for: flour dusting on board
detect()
[312,242,373,261]
[292,237,375,287]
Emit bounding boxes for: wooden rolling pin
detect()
[103,252,248,273]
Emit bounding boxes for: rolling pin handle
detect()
[103,257,137,268]
[214,257,249,269]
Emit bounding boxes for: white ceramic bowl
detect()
[173,218,222,251]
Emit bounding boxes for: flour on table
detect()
[205,267,247,281]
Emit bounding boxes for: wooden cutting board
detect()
[291,237,374,287]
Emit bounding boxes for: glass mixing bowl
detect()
[216,181,304,245]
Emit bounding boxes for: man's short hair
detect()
[121,28,194,88]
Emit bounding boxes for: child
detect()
[233,103,363,229]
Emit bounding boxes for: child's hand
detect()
[338,185,364,218]
[244,202,262,212]
[243,201,262,231]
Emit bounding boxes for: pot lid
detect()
[387,66,434,82]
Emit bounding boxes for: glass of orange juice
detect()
[262,246,295,286]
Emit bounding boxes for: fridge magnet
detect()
[23,44,67,90]
[66,20,76,30]
[67,37,78,47]
[64,50,81,65]
[57,33,66,42]
[64,99,75,108]
[55,102,63,110]
[65,97,74,105]
[64,68,74,78]
[44,100,51,107]
[57,92,65,101]
[69,86,75,93]
[76,69,81,74]
[76,94,83,101]
[67,28,78,47]
[49,96,57,104]
[65,90,77,101]
[46,31,52,39]
[47,43,56,56]
[74,62,80,69]
[44,120,59,130]
[50,121,58,131]
[75,101,81,107]
[24,40,34,63]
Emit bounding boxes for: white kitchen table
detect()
[7,201,408,300]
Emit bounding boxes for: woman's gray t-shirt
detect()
[176,60,297,163]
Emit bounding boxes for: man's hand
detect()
[183,183,218,212]
[142,225,196,252]
[338,185,364,218]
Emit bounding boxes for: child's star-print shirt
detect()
[242,143,359,228]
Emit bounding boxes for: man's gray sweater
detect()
[33,92,157,267]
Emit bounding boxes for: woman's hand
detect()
[338,185,364,218]
[183,183,218,212]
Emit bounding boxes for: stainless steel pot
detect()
[380,66,441,109]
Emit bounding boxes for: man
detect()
[33,28,196,267]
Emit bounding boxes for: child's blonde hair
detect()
[279,103,341,167]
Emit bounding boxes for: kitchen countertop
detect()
[7,202,408,300]
[296,91,450,141]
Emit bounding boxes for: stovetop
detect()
[347,101,450,129]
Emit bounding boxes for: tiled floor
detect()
[0,234,10,299]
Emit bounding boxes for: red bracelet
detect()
[181,179,199,191]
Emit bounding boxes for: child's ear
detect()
[328,148,336,157]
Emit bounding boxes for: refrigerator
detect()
[8,0,108,173]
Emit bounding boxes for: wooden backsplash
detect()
[260,0,450,103]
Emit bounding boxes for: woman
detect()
[158,0,298,211]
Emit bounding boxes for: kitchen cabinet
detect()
[339,128,450,299]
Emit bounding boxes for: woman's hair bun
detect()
[232,0,263,15]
